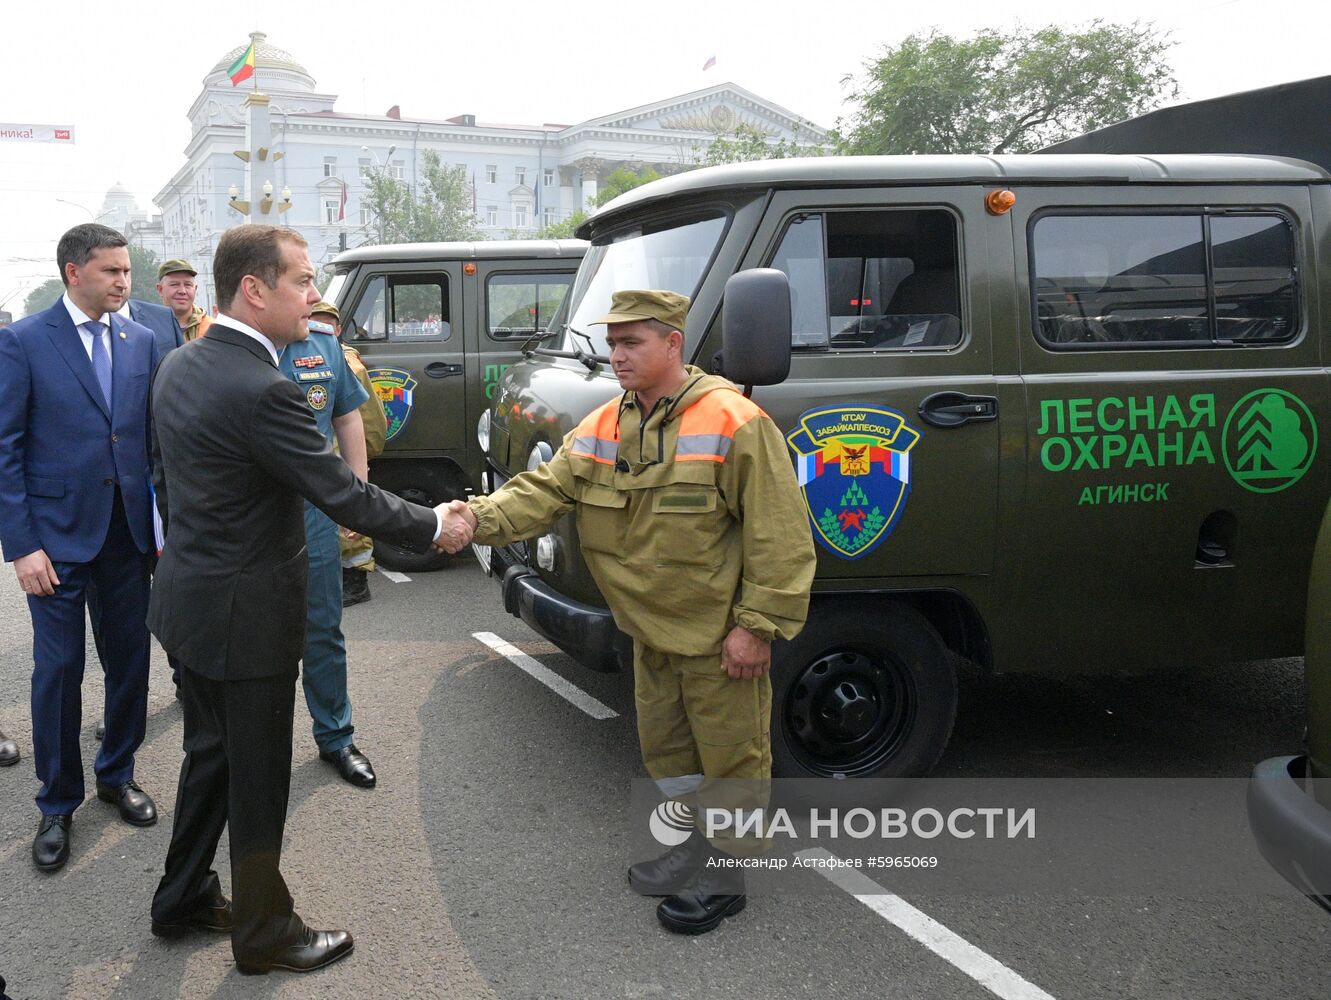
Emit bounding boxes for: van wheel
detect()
[370,468,463,569]
[771,600,957,779]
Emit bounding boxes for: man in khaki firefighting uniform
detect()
[306,303,389,606]
[155,259,211,341]
[443,289,815,934]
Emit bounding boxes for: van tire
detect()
[369,466,463,573]
[770,600,957,779]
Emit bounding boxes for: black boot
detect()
[628,830,711,896]
[657,866,746,935]
[342,568,371,607]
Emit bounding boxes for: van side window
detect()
[486,272,575,340]
[1031,212,1296,349]
[350,273,450,343]
[770,209,962,351]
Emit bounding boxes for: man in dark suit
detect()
[0,224,162,872]
[147,224,463,975]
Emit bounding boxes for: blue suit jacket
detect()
[128,298,183,355]
[0,300,160,564]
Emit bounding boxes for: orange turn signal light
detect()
[464,262,477,275]
[985,189,1017,215]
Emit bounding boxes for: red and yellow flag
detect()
[227,41,256,86]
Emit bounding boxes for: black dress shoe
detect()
[96,779,157,826]
[629,830,713,896]
[341,568,371,607]
[236,928,354,975]
[319,744,376,788]
[0,730,18,767]
[94,720,105,742]
[656,869,747,935]
[33,814,72,871]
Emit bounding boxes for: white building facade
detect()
[153,33,826,309]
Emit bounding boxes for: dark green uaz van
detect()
[323,239,585,570]
[475,155,1329,778]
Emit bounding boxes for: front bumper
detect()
[1247,755,1331,909]
[482,542,629,673]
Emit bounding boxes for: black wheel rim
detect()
[782,646,914,778]
[379,487,439,561]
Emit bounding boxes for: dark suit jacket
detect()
[0,301,159,563]
[128,299,183,356]
[147,323,437,680]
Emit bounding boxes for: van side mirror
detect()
[719,268,792,391]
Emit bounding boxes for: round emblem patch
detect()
[1221,388,1317,494]
[306,384,329,411]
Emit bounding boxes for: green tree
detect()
[127,242,160,303]
[23,277,65,318]
[700,122,825,165]
[835,21,1178,155]
[363,150,486,244]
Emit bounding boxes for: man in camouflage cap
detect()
[442,288,816,934]
[156,260,211,342]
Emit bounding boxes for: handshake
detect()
[431,498,477,554]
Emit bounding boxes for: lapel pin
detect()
[119,331,127,339]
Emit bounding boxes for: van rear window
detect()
[771,209,962,351]
[1031,212,1297,349]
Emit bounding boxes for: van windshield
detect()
[559,212,727,355]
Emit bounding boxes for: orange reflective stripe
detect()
[569,398,621,465]
[675,388,762,462]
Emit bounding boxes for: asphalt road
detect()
[1,554,1329,999]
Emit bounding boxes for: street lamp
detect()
[360,144,398,170]
[55,198,112,224]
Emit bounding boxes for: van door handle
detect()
[425,362,463,378]
[918,392,998,428]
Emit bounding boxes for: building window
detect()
[486,164,497,184]
[323,156,338,178]
[359,157,372,178]
[485,205,498,226]
[543,168,555,187]
[389,160,405,181]
[323,199,341,225]
[544,207,557,227]
[360,205,372,227]
[515,166,527,186]
[514,203,530,229]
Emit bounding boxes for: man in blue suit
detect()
[87,283,184,724]
[0,223,161,871]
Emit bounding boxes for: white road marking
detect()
[472,631,618,720]
[798,848,1057,1000]
[377,569,411,584]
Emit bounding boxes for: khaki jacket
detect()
[182,305,212,342]
[469,367,815,655]
[342,345,387,461]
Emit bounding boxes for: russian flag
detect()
[702,54,717,71]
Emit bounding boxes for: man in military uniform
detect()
[279,302,379,788]
[303,303,388,607]
[156,260,211,342]
[444,289,816,934]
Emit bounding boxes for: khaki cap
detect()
[157,259,196,279]
[590,289,689,331]
[310,301,340,322]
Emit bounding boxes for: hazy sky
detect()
[2,0,1328,312]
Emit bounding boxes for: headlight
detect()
[535,534,558,571]
[527,441,553,472]
[477,408,492,452]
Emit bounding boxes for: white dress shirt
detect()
[63,293,113,369]
[212,313,281,366]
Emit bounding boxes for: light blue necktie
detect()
[84,321,113,409]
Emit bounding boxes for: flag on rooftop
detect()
[702,54,716,71]
[228,41,256,86]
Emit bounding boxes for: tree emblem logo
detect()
[1222,389,1317,493]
